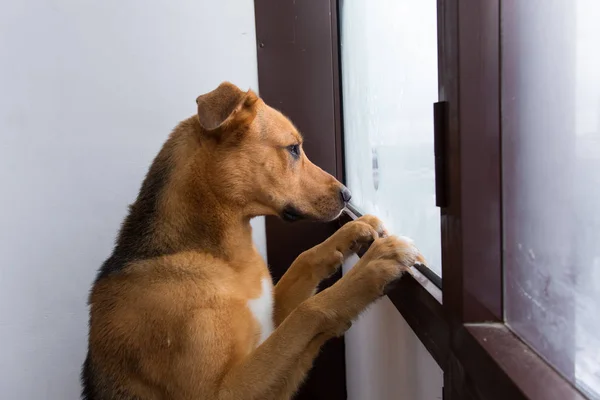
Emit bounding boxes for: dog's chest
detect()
[246,277,274,345]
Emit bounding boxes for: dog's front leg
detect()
[220,235,422,400]
[217,298,340,400]
[269,330,332,400]
[273,215,386,326]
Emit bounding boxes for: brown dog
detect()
[82,82,424,400]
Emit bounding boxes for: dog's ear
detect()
[196,82,259,137]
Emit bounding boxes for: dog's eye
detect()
[287,144,301,159]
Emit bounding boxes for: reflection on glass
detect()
[340,0,441,275]
[503,0,600,396]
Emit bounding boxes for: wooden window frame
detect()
[254,1,588,399]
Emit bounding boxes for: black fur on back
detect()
[94,145,174,282]
[82,142,175,399]
[81,354,94,400]
[81,353,141,400]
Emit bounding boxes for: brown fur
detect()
[82,82,425,400]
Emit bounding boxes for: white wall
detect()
[344,257,443,400]
[0,1,263,398]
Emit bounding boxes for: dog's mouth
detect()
[281,205,306,222]
[280,204,346,223]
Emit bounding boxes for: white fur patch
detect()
[398,235,415,244]
[398,235,422,265]
[247,277,274,345]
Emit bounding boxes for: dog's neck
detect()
[157,118,257,261]
[115,117,257,266]
[157,180,256,261]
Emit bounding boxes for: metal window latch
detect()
[434,101,449,208]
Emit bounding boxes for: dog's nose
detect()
[340,186,352,203]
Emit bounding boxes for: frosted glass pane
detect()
[340,0,441,275]
[503,1,600,397]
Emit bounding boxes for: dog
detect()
[82,82,424,400]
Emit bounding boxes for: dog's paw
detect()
[368,235,425,265]
[359,235,426,293]
[355,215,388,238]
[331,215,387,256]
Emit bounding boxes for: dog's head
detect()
[195,82,350,222]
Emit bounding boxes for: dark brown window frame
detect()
[254,1,347,398]
[255,0,589,399]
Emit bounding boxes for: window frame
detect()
[255,0,589,399]
[254,0,348,398]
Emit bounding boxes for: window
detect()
[257,0,596,398]
[502,0,600,396]
[340,0,442,276]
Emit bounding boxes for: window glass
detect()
[340,0,441,275]
[502,1,600,396]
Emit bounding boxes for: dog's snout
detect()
[340,186,352,203]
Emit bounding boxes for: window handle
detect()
[434,101,449,208]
